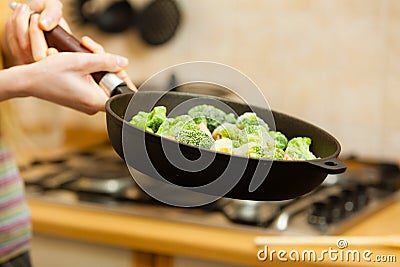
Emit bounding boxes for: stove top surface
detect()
[21,143,400,235]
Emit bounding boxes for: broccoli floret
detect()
[238,125,274,148]
[236,112,269,130]
[212,123,241,140]
[211,138,233,154]
[269,131,288,150]
[129,111,154,133]
[176,129,215,149]
[284,137,317,160]
[145,106,167,133]
[188,104,235,132]
[130,106,167,133]
[156,115,197,138]
[224,113,236,124]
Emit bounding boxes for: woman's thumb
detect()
[37,1,63,30]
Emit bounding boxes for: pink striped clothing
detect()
[0,139,31,263]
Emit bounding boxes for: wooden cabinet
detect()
[31,235,133,267]
[31,235,248,267]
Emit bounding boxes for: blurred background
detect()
[15,1,400,266]
[16,0,400,159]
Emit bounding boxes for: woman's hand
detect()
[3,0,136,90]
[14,52,130,115]
[3,0,68,65]
[1,0,136,113]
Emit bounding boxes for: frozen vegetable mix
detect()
[129,105,318,161]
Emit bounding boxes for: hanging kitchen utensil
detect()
[96,0,136,33]
[137,0,181,45]
[75,0,135,31]
[74,0,181,45]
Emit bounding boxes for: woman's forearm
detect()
[0,65,31,101]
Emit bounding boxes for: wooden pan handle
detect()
[44,26,106,84]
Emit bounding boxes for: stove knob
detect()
[377,163,400,191]
[356,184,369,209]
[342,188,358,216]
[308,201,329,228]
[327,195,344,223]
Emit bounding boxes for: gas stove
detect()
[21,143,400,235]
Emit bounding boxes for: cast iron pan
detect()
[43,26,347,201]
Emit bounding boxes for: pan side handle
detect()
[44,26,126,94]
[308,158,347,174]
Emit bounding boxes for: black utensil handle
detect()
[44,26,107,84]
[308,158,347,174]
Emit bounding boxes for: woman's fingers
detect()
[81,36,105,53]
[26,52,112,114]
[81,36,137,90]
[46,48,59,56]
[28,0,63,31]
[15,4,30,54]
[4,1,65,64]
[29,14,48,61]
[117,70,137,91]
[10,3,33,63]
[71,53,129,74]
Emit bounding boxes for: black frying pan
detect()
[44,26,346,201]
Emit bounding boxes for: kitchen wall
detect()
[17,0,400,159]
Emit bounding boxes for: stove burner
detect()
[63,152,134,194]
[222,200,284,227]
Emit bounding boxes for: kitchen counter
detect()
[23,129,400,266]
[27,197,400,267]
